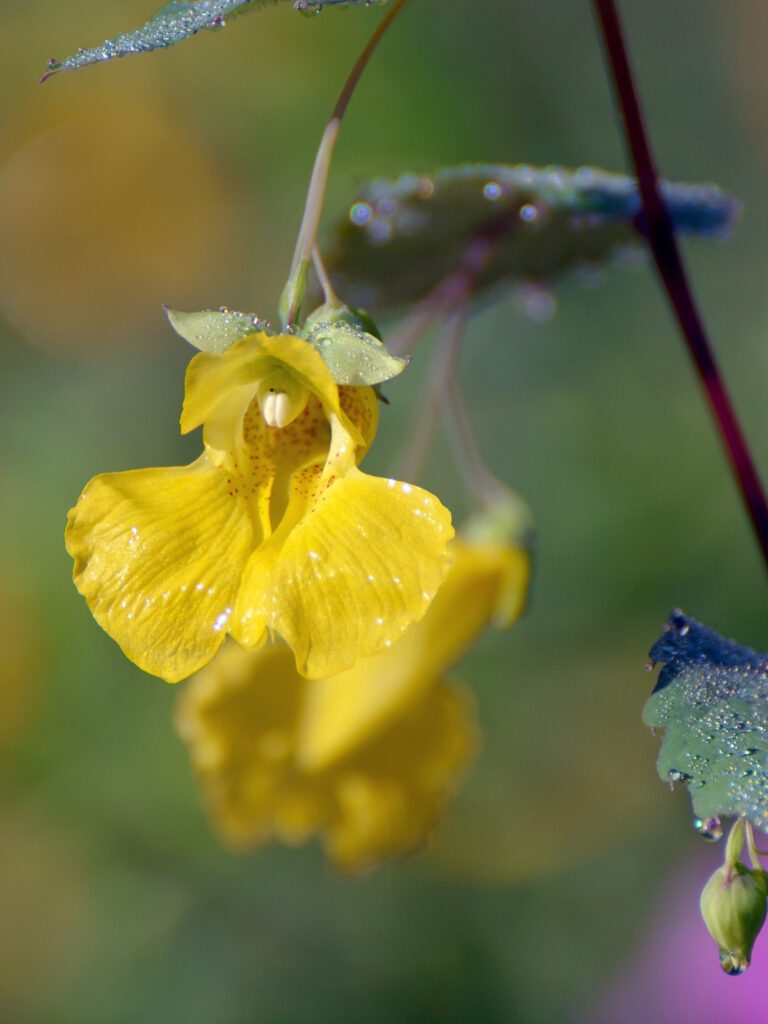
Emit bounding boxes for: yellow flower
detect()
[65,333,453,683]
[174,534,530,872]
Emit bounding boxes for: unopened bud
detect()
[700,861,768,975]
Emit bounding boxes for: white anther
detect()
[273,392,292,428]
[262,391,292,428]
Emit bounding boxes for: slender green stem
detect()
[725,817,746,867]
[746,822,768,869]
[445,377,511,510]
[312,245,342,309]
[386,271,473,356]
[279,0,411,327]
[279,120,339,327]
[387,237,495,356]
[393,300,469,483]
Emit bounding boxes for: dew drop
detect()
[514,283,557,322]
[350,202,372,226]
[212,611,229,632]
[720,952,749,975]
[416,177,434,199]
[483,181,502,201]
[693,816,723,841]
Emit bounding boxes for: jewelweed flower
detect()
[174,533,530,872]
[65,333,453,683]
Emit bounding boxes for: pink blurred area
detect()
[583,850,768,1024]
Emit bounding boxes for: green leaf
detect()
[41,0,389,80]
[302,304,409,384]
[643,610,768,837]
[165,306,270,353]
[322,163,740,313]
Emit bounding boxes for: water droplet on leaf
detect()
[694,816,723,841]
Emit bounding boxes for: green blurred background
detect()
[2,2,768,1021]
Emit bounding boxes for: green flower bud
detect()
[700,861,768,975]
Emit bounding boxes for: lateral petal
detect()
[174,644,328,848]
[323,680,477,873]
[296,535,530,771]
[175,642,477,873]
[65,454,254,682]
[233,469,453,677]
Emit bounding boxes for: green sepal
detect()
[165,307,271,354]
[301,303,409,385]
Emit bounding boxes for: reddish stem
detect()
[592,0,768,572]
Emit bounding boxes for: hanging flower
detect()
[174,532,530,872]
[65,332,453,683]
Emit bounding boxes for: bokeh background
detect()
[3,2,768,1021]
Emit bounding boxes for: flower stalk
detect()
[279,0,411,328]
[392,300,469,485]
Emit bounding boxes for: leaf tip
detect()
[39,59,60,84]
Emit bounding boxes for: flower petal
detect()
[174,644,327,848]
[175,642,477,873]
[232,469,453,677]
[65,455,254,682]
[180,332,343,436]
[338,384,378,462]
[296,535,529,770]
[323,680,477,873]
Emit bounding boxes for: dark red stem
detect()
[592,0,768,572]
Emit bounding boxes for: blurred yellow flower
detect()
[65,333,453,683]
[174,534,530,872]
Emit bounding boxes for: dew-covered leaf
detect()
[643,610,768,836]
[322,164,740,313]
[42,0,389,80]
[165,306,271,353]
